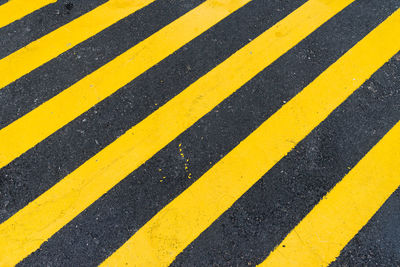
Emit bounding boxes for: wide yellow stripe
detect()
[260,121,400,267]
[0,0,155,90]
[0,0,353,265]
[0,0,56,29]
[102,9,400,266]
[0,0,252,169]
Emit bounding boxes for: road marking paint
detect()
[0,0,155,90]
[0,0,355,265]
[260,121,400,267]
[101,8,400,266]
[0,0,56,29]
[0,0,253,169]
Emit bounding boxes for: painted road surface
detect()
[0,0,399,266]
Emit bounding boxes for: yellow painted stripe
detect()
[101,9,400,266]
[0,0,155,90]
[0,0,354,265]
[260,121,400,267]
[0,0,252,169]
[0,0,56,29]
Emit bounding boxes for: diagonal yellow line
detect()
[101,8,400,266]
[0,0,253,169]
[0,0,355,265]
[260,121,400,267]
[0,0,56,29]
[0,0,156,90]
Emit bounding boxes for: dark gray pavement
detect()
[0,0,399,265]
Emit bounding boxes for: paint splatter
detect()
[179,143,192,179]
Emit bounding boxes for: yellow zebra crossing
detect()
[0,0,252,169]
[102,8,400,265]
[0,0,353,264]
[0,0,399,265]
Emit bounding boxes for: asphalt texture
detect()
[1,0,400,266]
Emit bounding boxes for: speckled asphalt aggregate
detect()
[0,0,399,265]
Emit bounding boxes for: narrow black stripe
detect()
[331,188,400,266]
[18,0,400,265]
[172,57,400,265]
[0,0,206,129]
[0,0,107,59]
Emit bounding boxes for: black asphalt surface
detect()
[1,0,399,266]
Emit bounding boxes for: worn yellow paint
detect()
[260,121,400,267]
[0,0,355,265]
[0,0,155,90]
[0,0,252,169]
[0,0,56,29]
[101,9,400,266]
